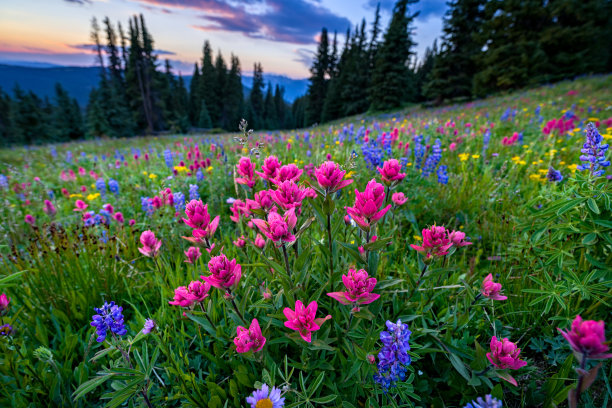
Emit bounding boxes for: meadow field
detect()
[0,74,611,407]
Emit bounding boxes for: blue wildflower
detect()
[413,135,425,170]
[108,179,120,195]
[0,175,8,189]
[373,319,412,389]
[95,178,106,197]
[141,319,156,335]
[464,395,502,408]
[164,149,173,168]
[546,167,563,182]
[90,301,127,342]
[174,192,185,213]
[66,151,73,164]
[189,184,199,201]
[437,165,448,184]
[196,169,204,181]
[141,197,154,216]
[422,139,442,178]
[577,123,609,176]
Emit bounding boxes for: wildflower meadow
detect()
[0,74,611,408]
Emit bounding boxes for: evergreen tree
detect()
[415,41,437,101]
[291,95,307,129]
[370,0,419,111]
[305,27,330,125]
[263,82,277,129]
[473,0,549,97]
[274,85,288,129]
[425,0,485,102]
[248,63,265,129]
[341,20,370,116]
[200,41,216,125]
[11,86,47,145]
[0,88,15,145]
[189,63,202,124]
[322,27,351,122]
[198,100,212,128]
[225,55,244,130]
[213,51,228,128]
[53,83,84,141]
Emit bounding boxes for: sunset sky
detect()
[0,0,447,78]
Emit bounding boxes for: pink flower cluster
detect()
[558,315,612,360]
[314,161,353,195]
[327,268,380,310]
[377,159,406,187]
[138,230,161,257]
[236,157,258,188]
[502,132,519,146]
[283,300,331,342]
[345,179,391,232]
[487,336,527,371]
[169,281,211,307]
[410,225,471,260]
[234,319,266,353]
[201,254,242,290]
[182,200,220,246]
[252,208,297,246]
[481,274,507,300]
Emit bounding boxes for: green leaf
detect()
[311,394,337,404]
[73,372,115,400]
[587,198,600,214]
[582,233,597,245]
[448,353,471,381]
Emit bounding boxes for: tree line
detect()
[298,0,612,126]
[1,0,610,145]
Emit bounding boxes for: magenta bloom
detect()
[410,225,452,259]
[234,318,266,353]
[327,268,380,308]
[138,230,162,257]
[558,315,612,360]
[253,233,266,249]
[74,199,88,212]
[252,208,297,245]
[246,190,276,213]
[182,200,220,243]
[24,214,35,225]
[377,159,406,187]
[283,300,331,342]
[481,274,507,301]
[229,199,251,223]
[449,230,471,247]
[271,163,302,185]
[43,200,56,216]
[272,180,308,210]
[201,254,242,290]
[487,336,527,372]
[235,156,258,188]
[314,161,353,194]
[168,280,211,307]
[391,192,408,206]
[233,236,247,248]
[345,179,391,232]
[255,155,282,181]
[0,293,10,315]
[184,246,202,264]
[113,212,124,223]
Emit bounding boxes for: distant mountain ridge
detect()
[0,63,308,107]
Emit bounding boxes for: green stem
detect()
[327,214,334,286]
[282,244,292,278]
[575,353,588,404]
[407,264,429,300]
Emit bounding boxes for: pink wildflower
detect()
[252,208,297,245]
[327,268,380,308]
[74,199,88,212]
[314,161,353,194]
[43,200,56,216]
[201,254,242,290]
[558,315,612,360]
[481,274,507,300]
[113,212,124,223]
[377,159,406,187]
[272,180,307,210]
[235,157,258,188]
[184,246,202,264]
[255,155,282,181]
[410,225,452,259]
[168,280,211,307]
[24,214,35,225]
[271,164,302,185]
[391,192,408,206]
[234,318,266,353]
[138,230,161,257]
[283,300,331,343]
[344,179,391,232]
[448,230,471,247]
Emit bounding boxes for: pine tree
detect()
[248,62,265,129]
[291,95,307,129]
[198,100,212,128]
[263,82,277,129]
[305,28,330,125]
[322,27,350,122]
[200,41,216,125]
[342,20,370,116]
[189,63,202,124]
[370,0,418,111]
[274,85,287,129]
[225,54,244,130]
[473,1,549,97]
[0,87,15,145]
[11,86,47,145]
[415,41,437,101]
[53,83,84,141]
[425,0,485,102]
[213,51,228,128]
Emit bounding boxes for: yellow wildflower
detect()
[458,153,470,162]
[149,173,158,179]
[174,166,188,173]
[87,193,100,201]
[471,154,480,159]
[69,193,83,198]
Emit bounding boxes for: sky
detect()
[0,0,447,79]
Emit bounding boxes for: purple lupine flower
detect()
[373,319,412,389]
[90,301,127,342]
[577,123,609,176]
